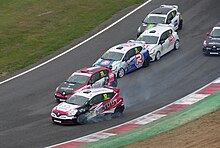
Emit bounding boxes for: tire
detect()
[142,58,150,67]
[178,20,183,30]
[155,51,161,61]
[117,68,125,78]
[110,77,118,87]
[174,40,180,50]
[77,114,87,124]
[112,105,124,117]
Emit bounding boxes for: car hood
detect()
[139,23,157,33]
[54,102,80,115]
[206,36,220,47]
[57,82,84,95]
[95,59,121,69]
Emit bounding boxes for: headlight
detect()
[78,108,86,113]
[67,110,77,116]
[203,40,207,46]
[150,48,155,54]
[138,26,141,33]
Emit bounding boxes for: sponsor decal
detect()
[101,60,110,65]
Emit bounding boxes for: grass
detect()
[0,0,144,77]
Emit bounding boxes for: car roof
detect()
[150,7,172,15]
[141,24,173,37]
[214,22,220,27]
[73,66,107,76]
[108,42,144,53]
[75,87,114,99]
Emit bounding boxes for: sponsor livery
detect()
[51,87,124,124]
[137,5,183,37]
[203,22,220,55]
[93,42,151,78]
[54,66,117,102]
[136,24,180,61]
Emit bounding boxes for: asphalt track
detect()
[0,0,220,147]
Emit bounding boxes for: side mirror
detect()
[159,40,165,45]
[114,87,120,93]
[206,32,210,36]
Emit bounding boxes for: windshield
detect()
[137,35,159,44]
[66,74,89,84]
[143,16,165,24]
[211,29,220,38]
[101,51,124,61]
[66,95,89,106]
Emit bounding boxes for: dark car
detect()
[203,23,220,55]
[54,66,117,102]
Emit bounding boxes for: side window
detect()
[167,29,173,37]
[99,70,108,78]
[125,49,135,61]
[89,73,101,84]
[133,46,142,55]
[90,94,103,104]
[167,12,173,24]
[172,10,177,17]
[160,32,168,41]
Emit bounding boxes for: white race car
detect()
[136,24,180,61]
[93,42,151,78]
[137,5,183,37]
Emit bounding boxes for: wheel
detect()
[77,114,87,124]
[142,58,150,67]
[155,51,161,61]
[112,105,124,117]
[117,68,125,78]
[174,40,180,50]
[178,19,183,30]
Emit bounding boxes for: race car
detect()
[137,5,183,37]
[93,42,151,78]
[136,24,180,61]
[54,66,117,102]
[51,86,124,124]
[203,22,220,55]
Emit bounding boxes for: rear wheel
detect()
[117,68,125,78]
[178,19,183,30]
[142,58,150,67]
[112,105,124,117]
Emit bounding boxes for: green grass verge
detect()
[79,91,220,148]
[0,0,144,77]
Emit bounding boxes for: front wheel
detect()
[155,51,161,61]
[174,40,180,50]
[117,68,125,78]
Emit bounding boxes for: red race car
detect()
[55,66,117,102]
[51,86,124,124]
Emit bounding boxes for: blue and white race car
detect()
[93,42,151,78]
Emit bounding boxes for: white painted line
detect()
[0,0,152,86]
[74,132,116,143]
[129,114,166,125]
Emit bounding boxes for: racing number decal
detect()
[100,71,105,77]
[103,94,109,100]
[135,53,143,66]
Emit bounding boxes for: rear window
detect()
[137,35,159,44]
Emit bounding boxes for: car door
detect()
[88,94,104,118]
[166,29,175,51]
[89,72,104,88]
[124,48,136,72]
[167,10,178,30]
[159,31,169,55]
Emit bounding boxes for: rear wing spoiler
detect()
[160,5,178,10]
